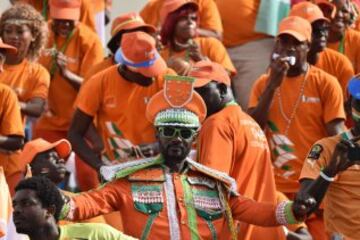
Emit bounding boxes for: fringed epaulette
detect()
[128,167,165,182]
[100,156,163,181]
[185,158,239,196]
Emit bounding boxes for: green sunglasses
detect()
[158,126,198,140]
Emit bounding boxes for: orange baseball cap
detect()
[146,75,207,126]
[188,61,231,88]
[0,38,17,54]
[160,0,199,25]
[110,12,156,37]
[290,2,329,23]
[20,138,72,167]
[49,0,81,21]
[278,16,312,42]
[115,31,167,78]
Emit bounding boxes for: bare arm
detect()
[56,52,83,90]
[20,98,46,118]
[325,118,345,136]
[0,135,23,151]
[248,58,289,129]
[68,109,103,171]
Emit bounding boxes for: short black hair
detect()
[15,176,64,221]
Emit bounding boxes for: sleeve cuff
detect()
[276,201,299,225]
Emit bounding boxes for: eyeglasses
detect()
[158,126,197,140]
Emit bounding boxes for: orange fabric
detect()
[59,190,107,225]
[74,154,99,191]
[248,66,345,193]
[289,2,329,23]
[278,16,312,42]
[69,169,280,239]
[76,66,175,162]
[0,84,24,195]
[190,60,231,87]
[315,48,354,99]
[19,0,96,32]
[158,0,199,25]
[84,57,114,80]
[146,88,207,124]
[299,131,360,239]
[110,12,155,38]
[0,167,12,237]
[90,0,106,13]
[0,38,16,54]
[37,23,104,132]
[305,216,327,240]
[276,191,307,233]
[160,37,236,74]
[0,59,50,120]
[327,28,360,73]
[49,0,81,20]
[197,104,286,240]
[215,0,269,47]
[140,0,223,33]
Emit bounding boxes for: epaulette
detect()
[128,167,165,182]
[185,158,239,196]
[100,156,163,181]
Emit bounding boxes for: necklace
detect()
[174,39,191,49]
[276,64,309,136]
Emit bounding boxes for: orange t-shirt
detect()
[0,59,50,120]
[140,0,223,33]
[67,167,281,239]
[315,48,354,99]
[248,66,346,193]
[327,28,360,74]
[160,37,236,74]
[19,0,96,32]
[215,0,269,47]
[90,0,106,13]
[0,84,24,177]
[37,22,104,131]
[300,130,360,240]
[76,66,175,162]
[197,104,286,240]
[84,56,114,81]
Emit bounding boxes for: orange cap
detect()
[110,12,156,37]
[116,31,167,77]
[20,138,72,167]
[290,2,329,23]
[0,38,17,54]
[146,75,207,125]
[188,61,231,87]
[278,16,312,42]
[49,0,81,21]
[160,0,199,25]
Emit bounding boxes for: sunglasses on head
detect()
[158,126,197,140]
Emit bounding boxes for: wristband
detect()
[319,171,335,182]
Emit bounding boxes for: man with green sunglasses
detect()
[59,76,315,239]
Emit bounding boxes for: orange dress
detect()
[249,66,345,194]
[327,28,360,74]
[140,0,223,33]
[37,22,104,133]
[315,48,354,99]
[160,37,236,74]
[300,130,360,240]
[64,164,288,239]
[197,104,286,240]
[215,0,269,47]
[76,65,175,162]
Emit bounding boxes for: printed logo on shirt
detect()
[104,96,116,108]
[307,144,323,160]
[302,95,320,103]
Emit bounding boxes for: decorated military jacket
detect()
[61,157,297,240]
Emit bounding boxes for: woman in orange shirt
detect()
[159,0,236,75]
[0,4,50,122]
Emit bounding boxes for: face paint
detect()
[271,53,296,66]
